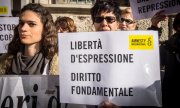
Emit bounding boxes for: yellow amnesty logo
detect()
[129,35,154,50]
[0,6,8,14]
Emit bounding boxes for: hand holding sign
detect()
[59,31,161,106]
[99,101,120,108]
[129,0,180,20]
[151,10,168,27]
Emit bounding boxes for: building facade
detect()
[12,0,174,41]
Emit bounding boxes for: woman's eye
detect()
[28,23,36,27]
[19,22,24,26]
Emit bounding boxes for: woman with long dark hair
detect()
[0,3,58,75]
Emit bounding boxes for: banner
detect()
[0,75,59,108]
[0,76,87,108]
[0,17,18,53]
[0,0,12,16]
[59,31,162,106]
[129,0,180,20]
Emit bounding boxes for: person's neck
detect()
[24,44,40,57]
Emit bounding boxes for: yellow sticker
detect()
[129,35,154,50]
[0,6,8,14]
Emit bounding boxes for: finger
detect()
[153,14,167,21]
[103,101,118,108]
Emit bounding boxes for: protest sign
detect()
[59,31,162,106]
[0,0,12,16]
[0,17,18,53]
[0,75,86,108]
[129,0,180,20]
[0,76,59,108]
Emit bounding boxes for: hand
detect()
[98,101,121,108]
[151,10,168,27]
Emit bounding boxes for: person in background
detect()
[160,12,180,108]
[55,16,77,33]
[119,8,167,33]
[119,7,168,108]
[90,0,121,108]
[119,7,137,31]
[91,2,164,107]
[0,3,58,75]
[91,0,121,32]
[59,1,121,107]
[120,7,167,76]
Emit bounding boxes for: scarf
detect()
[11,52,49,75]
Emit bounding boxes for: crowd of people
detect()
[0,0,179,108]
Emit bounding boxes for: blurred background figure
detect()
[119,7,137,30]
[55,16,77,33]
[119,7,167,34]
[160,12,180,108]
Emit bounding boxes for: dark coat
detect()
[160,32,180,108]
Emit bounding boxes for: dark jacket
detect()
[160,32,180,108]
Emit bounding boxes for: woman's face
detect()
[94,12,119,31]
[18,10,43,45]
[119,13,137,31]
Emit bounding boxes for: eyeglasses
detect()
[120,18,135,24]
[94,16,116,23]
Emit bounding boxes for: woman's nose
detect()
[20,23,29,31]
[122,21,127,25]
[101,19,108,25]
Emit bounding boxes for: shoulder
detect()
[49,53,59,75]
[0,54,8,64]
[0,54,6,59]
[0,54,8,75]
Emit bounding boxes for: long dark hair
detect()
[8,3,58,59]
[4,3,58,73]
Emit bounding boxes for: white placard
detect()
[0,76,86,108]
[129,0,180,20]
[0,17,19,53]
[0,76,59,108]
[59,31,162,106]
[0,0,12,16]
